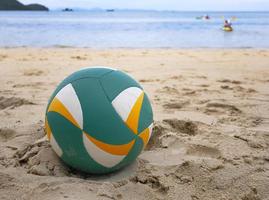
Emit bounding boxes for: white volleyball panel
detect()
[50,133,63,157]
[112,87,143,122]
[148,123,153,140]
[55,83,83,129]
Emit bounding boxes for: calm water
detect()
[0,10,268,48]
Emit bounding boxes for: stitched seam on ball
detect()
[97,78,138,139]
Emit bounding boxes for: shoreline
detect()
[1,46,269,50]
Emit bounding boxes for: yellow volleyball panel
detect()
[48,97,80,128]
[84,132,135,156]
[138,123,153,148]
[126,92,144,134]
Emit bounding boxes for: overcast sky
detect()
[20,0,269,11]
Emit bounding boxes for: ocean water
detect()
[0,10,268,48]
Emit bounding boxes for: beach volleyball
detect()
[45,67,153,174]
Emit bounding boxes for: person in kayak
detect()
[204,14,210,20]
[224,19,232,28]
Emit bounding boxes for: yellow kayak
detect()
[223,27,233,32]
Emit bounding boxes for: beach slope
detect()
[0,48,269,200]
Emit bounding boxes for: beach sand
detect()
[0,48,269,200]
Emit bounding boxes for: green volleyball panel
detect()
[47,112,110,174]
[138,93,153,134]
[71,78,136,145]
[47,67,114,111]
[100,70,142,102]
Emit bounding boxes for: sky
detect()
[20,0,269,11]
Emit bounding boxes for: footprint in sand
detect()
[183,90,197,96]
[71,55,87,60]
[12,82,45,90]
[145,123,167,150]
[0,96,35,110]
[170,75,184,80]
[195,75,208,79]
[220,85,257,94]
[139,79,160,83]
[0,172,17,189]
[220,85,233,90]
[205,102,241,115]
[0,90,15,95]
[217,79,242,84]
[0,128,16,142]
[39,58,48,61]
[158,86,179,95]
[130,172,169,194]
[234,86,257,93]
[23,69,45,76]
[0,54,8,61]
[163,119,198,136]
[163,100,190,110]
[186,144,221,159]
[199,84,209,88]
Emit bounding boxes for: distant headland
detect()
[0,0,49,11]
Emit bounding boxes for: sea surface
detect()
[0,10,268,48]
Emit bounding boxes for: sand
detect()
[0,48,269,200]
